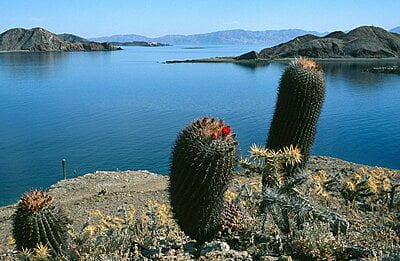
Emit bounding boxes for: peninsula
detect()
[166,26,400,63]
[0,27,121,52]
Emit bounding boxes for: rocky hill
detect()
[390,26,400,34]
[57,33,89,43]
[0,28,120,52]
[258,26,400,58]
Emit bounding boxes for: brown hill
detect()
[258,26,400,58]
[0,27,120,52]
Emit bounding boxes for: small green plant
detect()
[341,167,398,208]
[308,170,333,199]
[241,145,349,236]
[169,116,238,243]
[240,144,302,188]
[12,190,69,256]
[289,223,345,260]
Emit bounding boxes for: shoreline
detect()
[165,56,400,64]
[0,48,122,53]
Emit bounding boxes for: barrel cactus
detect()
[13,190,68,255]
[267,57,325,177]
[221,202,247,234]
[169,117,238,243]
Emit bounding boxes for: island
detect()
[0,27,121,52]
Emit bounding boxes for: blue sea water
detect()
[0,46,399,206]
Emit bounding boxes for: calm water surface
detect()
[1,46,399,206]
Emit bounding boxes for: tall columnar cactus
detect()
[267,57,325,177]
[169,117,238,243]
[13,190,68,255]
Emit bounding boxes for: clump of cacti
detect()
[241,144,302,188]
[267,57,325,177]
[169,117,238,243]
[13,190,68,255]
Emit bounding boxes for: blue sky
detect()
[0,0,399,38]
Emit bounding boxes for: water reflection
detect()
[320,61,400,87]
[0,52,67,79]
[0,51,66,65]
[232,61,271,70]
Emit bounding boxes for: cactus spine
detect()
[267,57,325,177]
[13,190,68,255]
[169,117,238,243]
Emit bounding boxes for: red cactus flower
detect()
[211,132,218,139]
[222,126,231,136]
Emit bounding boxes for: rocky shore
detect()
[165,56,400,64]
[364,65,400,74]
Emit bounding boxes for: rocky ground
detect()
[0,156,398,260]
[0,170,169,253]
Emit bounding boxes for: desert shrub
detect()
[288,223,344,260]
[68,201,188,260]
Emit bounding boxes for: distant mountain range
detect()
[90,29,328,46]
[0,28,120,52]
[390,26,400,34]
[108,41,170,47]
[257,26,400,58]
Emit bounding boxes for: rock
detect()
[183,242,197,254]
[343,246,371,259]
[235,51,258,60]
[200,241,230,256]
[203,249,252,260]
[364,66,400,74]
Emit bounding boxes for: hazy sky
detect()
[1,0,399,38]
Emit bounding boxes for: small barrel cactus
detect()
[221,202,247,234]
[267,57,325,176]
[169,117,238,243]
[13,190,68,255]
